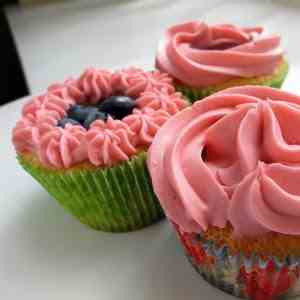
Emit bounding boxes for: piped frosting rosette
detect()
[148,86,300,238]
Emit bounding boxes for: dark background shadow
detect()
[1,4,29,105]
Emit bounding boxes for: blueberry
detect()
[57,118,81,128]
[98,96,136,119]
[83,111,108,129]
[67,105,98,123]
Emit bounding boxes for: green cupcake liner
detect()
[18,152,164,232]
[176,59,289,103]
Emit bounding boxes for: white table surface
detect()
[3,1,300,299]
[5,0,300,94]
[3,87,300,300]
[0,97,235,300]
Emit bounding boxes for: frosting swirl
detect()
[136,89,187,115]
[23,93,74,120]
[156,21,283,87]
[112,67,175,97]
[86,118,136,166]
[123,108,170,146]
[49,68,113,104]
[38,125,87,168]
[77,68,113,104]
[13,68,186,168]
[12,117,38,153]
[48,78,86,104]
[148,86,300,237]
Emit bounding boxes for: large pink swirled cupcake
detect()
[156,21,289,102]
[12,67,188,232]
[148,86,300,299]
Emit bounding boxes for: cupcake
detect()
[148,86,300,299]
[156,21,289,102]
[12,67,188,232]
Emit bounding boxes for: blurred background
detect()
[3,0,300,106]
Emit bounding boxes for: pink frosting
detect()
[123,108,170,146]
[136,89,187,115]
[156,21,284,87]
[147,86,300,237]
[12,117,38,153]
[13,68,187,168]
[38,125,87,168]
[112,67,175,97]
[48,68,113,104]
[22,92,74,119]
[86,117,136,166]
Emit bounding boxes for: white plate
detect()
[2,1,300,299]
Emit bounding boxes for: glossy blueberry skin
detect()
[98,96,136,119]
[67,105,98,123]
[57,118,81,128]
[83,111,108,129]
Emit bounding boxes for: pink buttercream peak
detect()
[48,78,86,104]
[38,125,87,168]
[22,93,74,120]
[123,108,170,146]
[148,86,300,237]
[86,117,136,166]
[76,68,113,104]
[12,116,37,153]
[48,68,113,105]
[156,21,283,87]
[112,68,175,97]
[136,89,188,115]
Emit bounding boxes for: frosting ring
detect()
[13,68,187,168]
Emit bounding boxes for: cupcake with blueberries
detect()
[12,67,188,232]
[156,21,289,102]
[148,86,300,299]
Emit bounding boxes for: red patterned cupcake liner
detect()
[173,223,300,300]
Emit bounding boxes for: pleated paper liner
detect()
[18,152,164,232]
[173,223,300,300]
[176,59,289,103]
